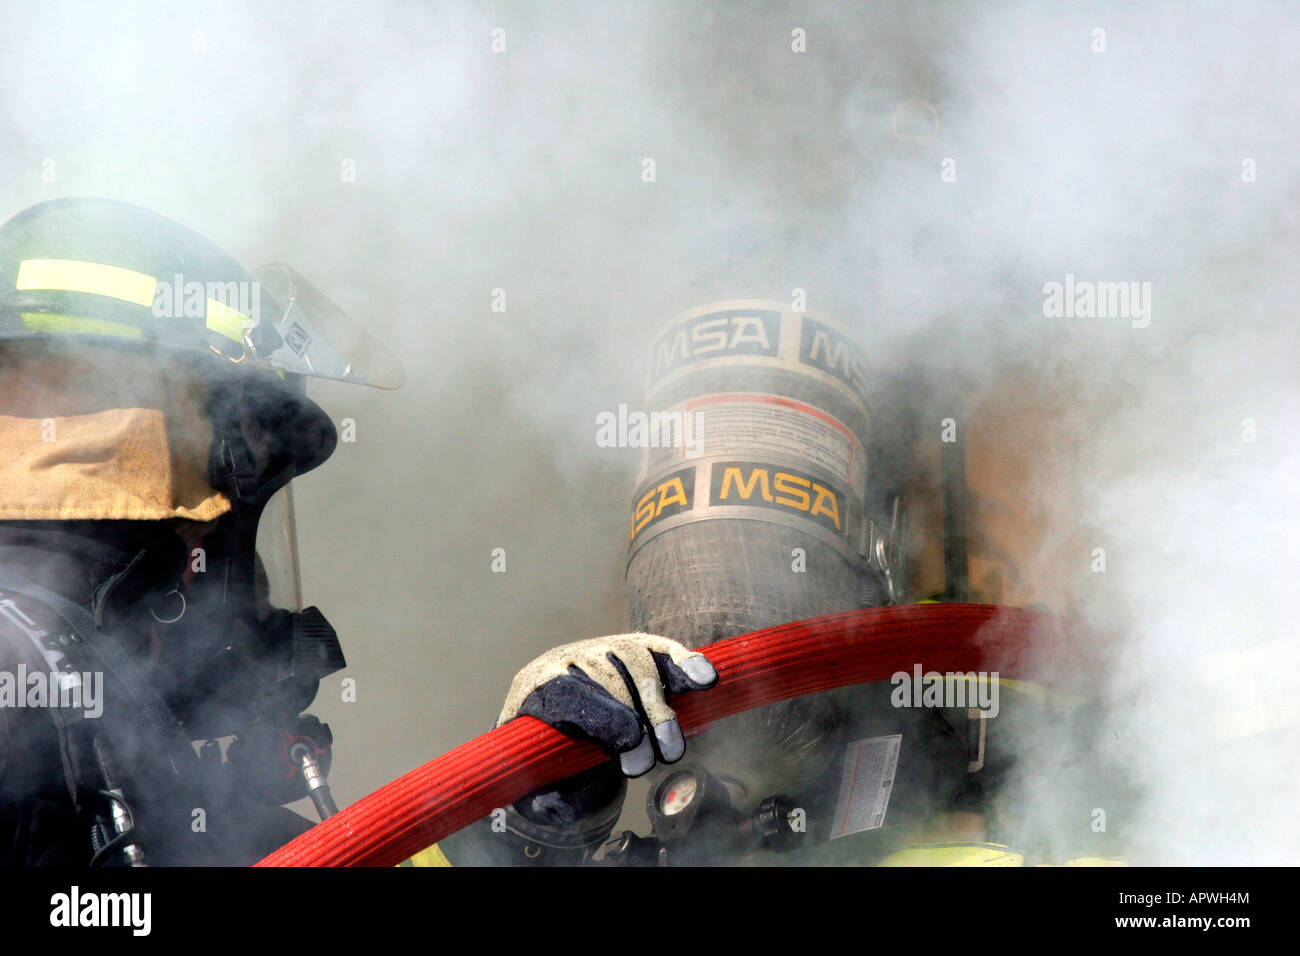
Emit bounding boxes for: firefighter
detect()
[0,196,715,869]
[427,365,1130,867]
[0,196,399,864]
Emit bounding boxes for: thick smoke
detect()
[1,1,1295,862]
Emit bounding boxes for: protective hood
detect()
[0,341,231,521]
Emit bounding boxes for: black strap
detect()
[940,428,970,602]
[0,571,196,778]
[208,383,261,504]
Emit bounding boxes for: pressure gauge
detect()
[647,763,730,841]
[657,771,700,816]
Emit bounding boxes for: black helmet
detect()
[0,196,402,482]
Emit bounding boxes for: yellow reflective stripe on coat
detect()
[878,843,1024,866]
[399,844,452,867]
[878,843,1128,867]
[1057,856,1128,867]
[907,600,1080,709]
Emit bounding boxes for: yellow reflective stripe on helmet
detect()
[15,260,251,346]
[877,843,1024,866]
[16,259,157,307]
[205,298,250,344]
[20,312,144,339]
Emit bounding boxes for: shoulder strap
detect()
[0,584,96,813]
[0,570,196,778]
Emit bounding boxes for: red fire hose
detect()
[257,602,1076,866]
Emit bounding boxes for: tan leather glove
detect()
[497,633,718,776]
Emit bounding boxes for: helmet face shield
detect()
[249,264,404,390]
[255,485,303,615]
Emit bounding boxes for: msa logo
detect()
[798,318,868,405]
[630,467,696,541]
[650,310,780,384]
[711,461,845,536]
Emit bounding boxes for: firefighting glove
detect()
[497,634,718,777]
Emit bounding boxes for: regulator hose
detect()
[257,602,1078,867]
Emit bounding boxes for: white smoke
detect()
[1,0,1295,862]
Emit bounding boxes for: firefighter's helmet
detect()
[0,196,402,482]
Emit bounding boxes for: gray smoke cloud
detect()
[1,0,1295,863]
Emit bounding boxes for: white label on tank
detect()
[830,734,902,839]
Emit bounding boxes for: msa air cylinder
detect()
[626,299,892,648]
